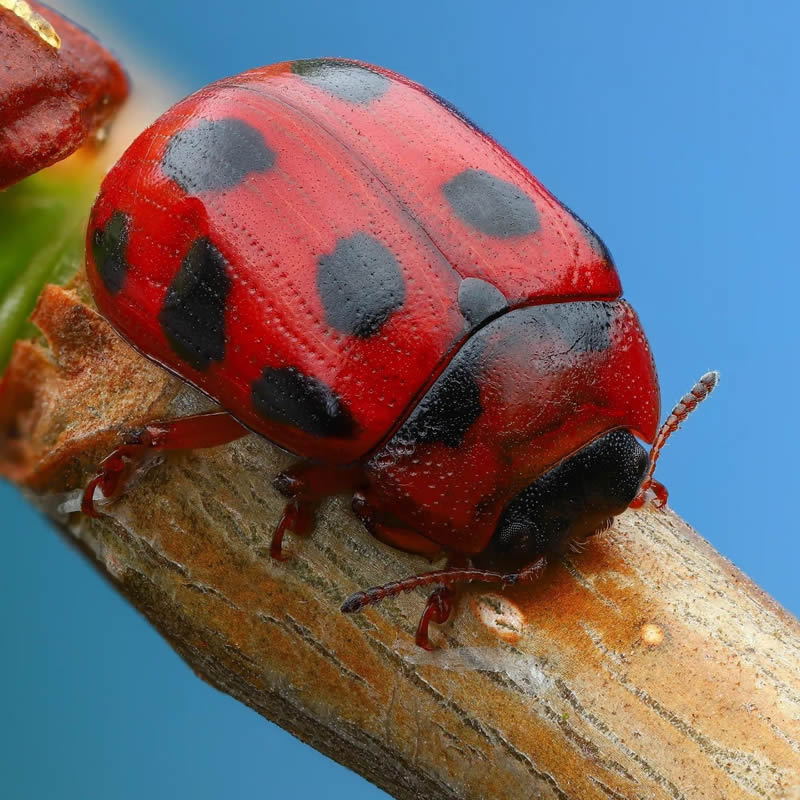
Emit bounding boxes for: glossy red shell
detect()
[0,1,128,189]
[365,300,659,553]
[86,59,659,476]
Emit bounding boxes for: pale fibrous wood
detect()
[1,284,799,800]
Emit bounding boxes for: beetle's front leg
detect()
[629,478,669,509]
[416,586,454,650]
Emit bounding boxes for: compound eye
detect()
[477,428,648,571]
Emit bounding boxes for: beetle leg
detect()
[82,442,150,516]
[82,411,247,515]
[416,587,454,650]
[269,499,317,560]
[270,462,362,559]
[629,478,669,509]
[341,556,547,648]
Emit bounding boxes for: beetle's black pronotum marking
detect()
[530,301,614,353]
[292,59,390,104]
[158,237,232,370]
[477,428,648,571]
[162,117,275,193]
[383,300,615,458]
[252,366,356,438]
[391,362,482,449]
[457,277,509,327]
[92,210,131,295]
[317,232,406,338]
[443,169,540,238]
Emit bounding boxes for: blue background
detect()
[2,1,798,797]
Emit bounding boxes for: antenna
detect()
[632,370,719,507]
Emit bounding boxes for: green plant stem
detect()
[0,170,94,368]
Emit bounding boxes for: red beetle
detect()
[82,59,716,649]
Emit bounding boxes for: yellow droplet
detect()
[641,623,665,647]
[2,0,61,49]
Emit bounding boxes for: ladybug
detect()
[82,58,717,649]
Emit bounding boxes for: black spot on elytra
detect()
[158,238,231,370]
[317,233,405,338]
[162,118,275,193]
[291,59,389,104]
[394,362,482,449]
[457,278,508,327]
[443,169,539,238]
[251,366,356,438]
[92,211,131,294]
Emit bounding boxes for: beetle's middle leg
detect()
[270,462,361,559]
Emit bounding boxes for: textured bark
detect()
[1,283,799,800]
